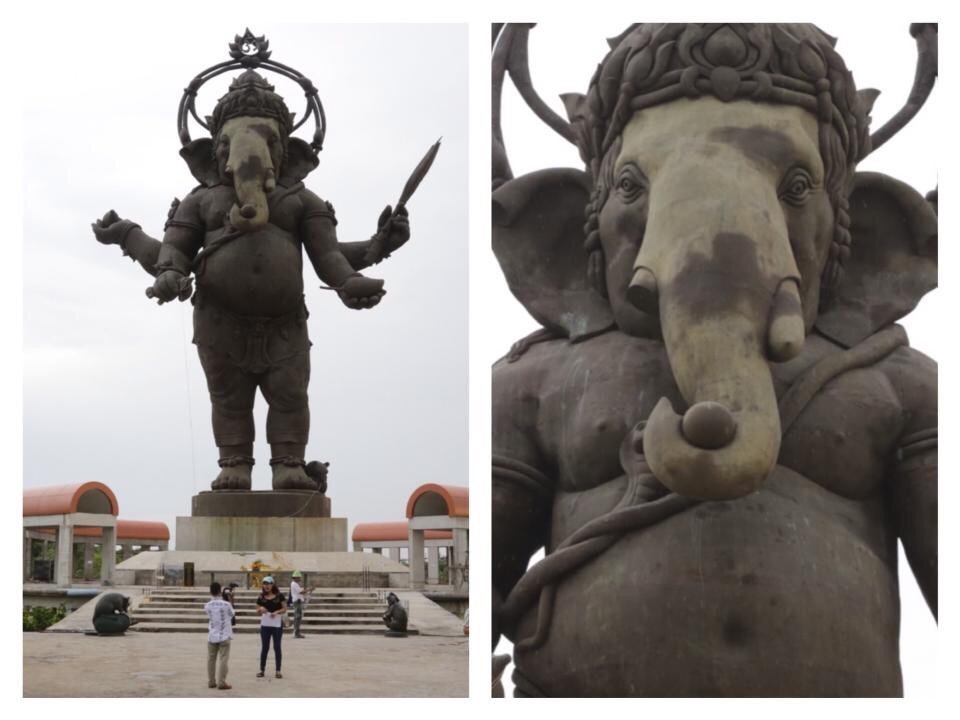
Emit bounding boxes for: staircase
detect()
[130,588,416,635]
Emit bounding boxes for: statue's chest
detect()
[199,188,301,234]
[776,366,902,499]
[547,340,903,500]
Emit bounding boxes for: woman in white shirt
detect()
[255,576,286,678]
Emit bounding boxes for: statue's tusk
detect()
[767,278,805,362]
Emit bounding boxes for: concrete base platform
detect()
[23,632,467,697]
[111,551,409,588]
[176,515,346,552]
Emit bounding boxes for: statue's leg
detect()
[261,350,315,490]
[197,345,258,490]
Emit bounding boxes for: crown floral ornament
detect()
[229,29,271,63]
[177,28,327,153]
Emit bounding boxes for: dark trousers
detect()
[259,625,283,672]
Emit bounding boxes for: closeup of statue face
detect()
[592,98,835,499]
[601,98,832,340]
[215,115,285,232]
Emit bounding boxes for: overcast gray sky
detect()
[23,24,467,544]
[486,20,939,697]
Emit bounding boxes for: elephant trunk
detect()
[631,162,804,500]
[226,140,274,233]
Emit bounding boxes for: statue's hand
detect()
[337,274,386,310]
[148,270,190,305]
[91,210,140,246]
[377,204,411,258]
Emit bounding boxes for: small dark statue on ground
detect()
[93,31,437,491]
[492,23,937,697]
[92,593,132,635]
[382,592,408,634]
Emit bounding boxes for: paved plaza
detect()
[23,631,468,697]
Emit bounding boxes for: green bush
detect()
[23,604,67,632]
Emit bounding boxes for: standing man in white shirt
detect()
[205,581,235,690]
[290,571,309,639]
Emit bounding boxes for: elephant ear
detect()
[280,138,320,184]
[179,139,220,187]
[493,167,615,341]
[816,171,937,347]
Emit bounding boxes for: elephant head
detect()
[493,23,937,500]
[179,70,320,232]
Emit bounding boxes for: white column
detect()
[83,542,94,580]
[451,528,468,593]
[353,541,361,551]
[388,547,401,562]
[55,523,73,587]
[23,534,31,582]
[101,527,117,584]
[427,546,440,584]
[408,529,425,588]
[121,544,133,561]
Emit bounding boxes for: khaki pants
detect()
[294,600,304,635]
[207,639,231,686]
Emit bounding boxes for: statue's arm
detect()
[337,241,376,272]
[155,191,206,276]
[299,190,364,287]
[336,203,411,271]
[886,345,937,618]
[92,212,164,277]
[141,191,207,304]
[492,356,554,648]
[91,194,204,278]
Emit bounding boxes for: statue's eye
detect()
[615,165,647,203]
[779,167,815,206]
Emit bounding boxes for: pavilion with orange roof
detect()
[352,483,468,592]
[23,482,169,586]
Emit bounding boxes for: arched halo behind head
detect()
[177,28,327,154]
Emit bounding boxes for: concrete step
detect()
[140,603,385,612]
[144,597,382,605]
[128,622,414,635]
[135,611,384,621]
[134,608,384,618]
[131,614,384,626]
[143,597,387,608]
[145,590,380,598]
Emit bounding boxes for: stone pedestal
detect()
[176,516,347,551]
[176,490,346,552]
[191,490,332,518]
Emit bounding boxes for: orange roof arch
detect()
[405,484,468,519]
[23,482,119,517]
[352,521,454,543]
[77,520,170,541]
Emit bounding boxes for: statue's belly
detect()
[514,466,902,697]
[198,227,305,317]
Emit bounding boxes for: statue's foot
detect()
[211,461,252,490]
[271,461,317,490]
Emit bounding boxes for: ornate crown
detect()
[573,24,869,178]
[207,70,295,139]
[177,29,327,153]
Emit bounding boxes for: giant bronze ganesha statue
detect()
[93,31,437,492]
[491,23,937,697]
